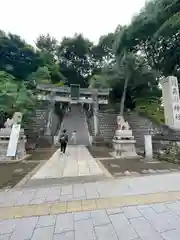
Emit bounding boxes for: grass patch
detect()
[87,146,112,158]
[26,147,58,161]
[0,147,59,189]
[0,162,39,189]
[100,158,180,177]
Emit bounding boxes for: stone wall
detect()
[24,101,50,149]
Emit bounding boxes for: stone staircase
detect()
[61,104,89,145]
[124,112,157,151]
[98,112,117,142]
[24,102,49,149]
[86,109,159,151]
[85,110,117,144]
[25,101,64,149]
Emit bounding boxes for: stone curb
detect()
[14,160,47,188]
[114,169,180,178]
[0,154,31,164]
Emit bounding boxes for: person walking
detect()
[59,129,68,154]
[71,130,77,145]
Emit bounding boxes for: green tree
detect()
[89,73,111,89]
[36,34,58,67]
[36,34,65,83]
[0,71,36,125]
[0,71,18,113]
[116,53,160,115]
[115,0,180,78]
[48,64,66,84]
[36,34,58,56]
[0,33,42,80]
[58,34,93,87]
[91,32,116,73]
[27,66,51,84]
[90,53,161,112]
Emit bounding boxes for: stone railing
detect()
[151,134,180,163]
[152,126,180,152]
[84,108,94,136]
[152,138,180,153]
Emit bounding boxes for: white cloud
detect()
[0,0,145,44]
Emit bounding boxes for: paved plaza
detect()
[1,147,180,239]
[1,200,180,240]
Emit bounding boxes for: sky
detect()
[0,0,146,45]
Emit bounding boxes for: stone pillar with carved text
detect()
[46,91,55,136]
[0,112,26,162]
[92,91,99,135]
[160,76,180,129]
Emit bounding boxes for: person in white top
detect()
[71,130,77,144]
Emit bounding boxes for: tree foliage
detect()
[89,52,161,110]
[36,34,65,84]
[1,0,178,126]
[115,0,180,78]
[0,71,36,117]
[27,66,51,84]
[91,32,116,72]
[0,32,42,80]
[36,34,58,55]
[57,34,93,87]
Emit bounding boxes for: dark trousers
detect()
[60,141,67,153]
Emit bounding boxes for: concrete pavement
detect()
[1,147,180,239]
[27,146,104,187]
[1,190,180,239]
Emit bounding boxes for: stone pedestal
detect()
[112,116,137,158]
[92,136,105,146]
[0,128,26,161]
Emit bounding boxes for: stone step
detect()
[87,110,158,150]
[61,105,89,145]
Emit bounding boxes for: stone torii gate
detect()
[37,83,111,140]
